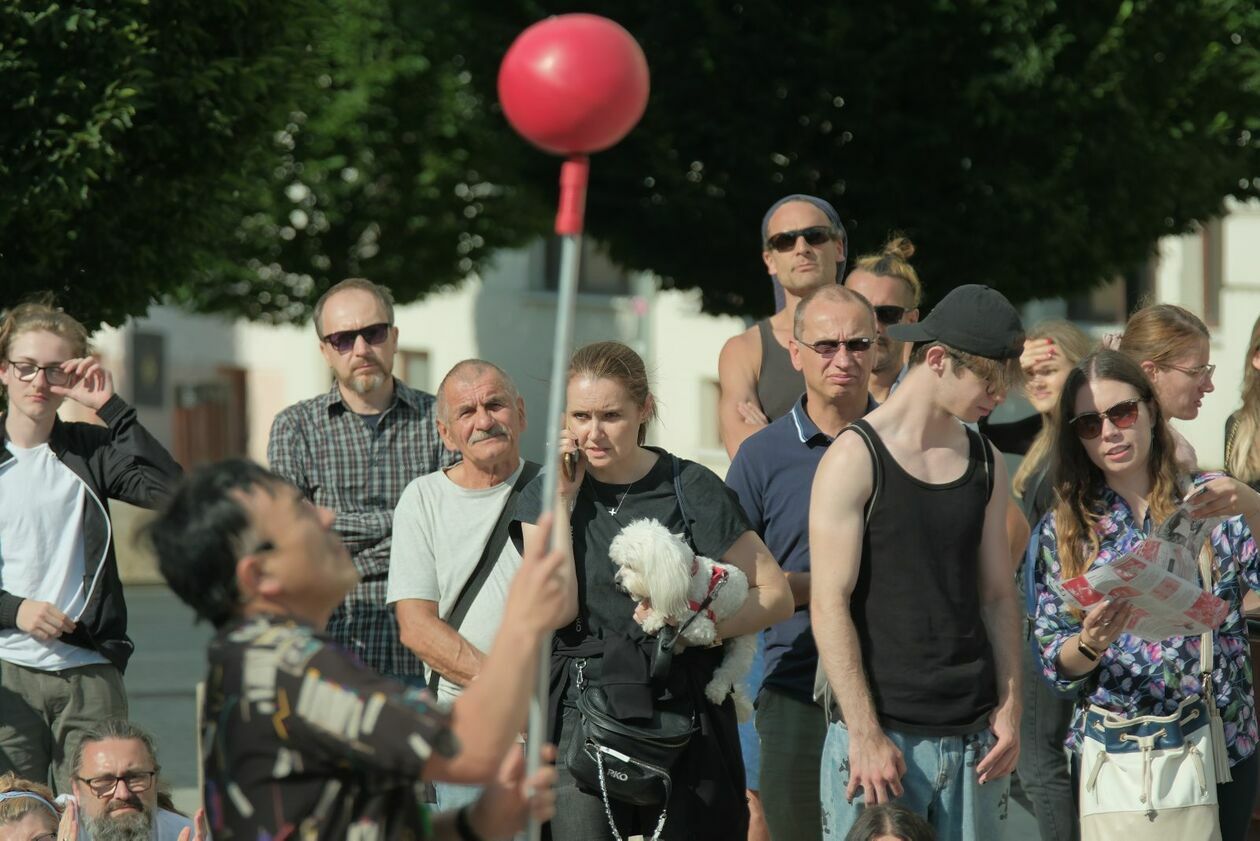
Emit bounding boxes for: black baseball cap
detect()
[888,284,1024,360]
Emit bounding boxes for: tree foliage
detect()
[0,0,329,327]
[3,0,1259,325]
[463,0,1260,314]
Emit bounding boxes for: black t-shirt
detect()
[202,614,455,841]
[516,448,754,838]
[515,448,752,644]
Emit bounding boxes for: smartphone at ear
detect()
[563,450,580,481]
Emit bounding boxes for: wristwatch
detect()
[1077,634,1102,662]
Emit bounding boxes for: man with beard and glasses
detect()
[68,720,201,841]
[388,360,538,815]
[843,235,923,404]
[718,195,849,458]
[268,278,456,685]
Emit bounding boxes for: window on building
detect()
[699,378,723,451]
[540,238,634,295]
[172,367,248,469]
[399,350,431,391]
[1203,217,1224,327]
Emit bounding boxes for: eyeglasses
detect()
[796,336,874,357]
[1068,399,1143,440]
[1161,362,1215,382]
[75,770,157,798]
[5,360,72,386]
[873,305,908,326]
[321,322,391,354]
[765,226,836,253]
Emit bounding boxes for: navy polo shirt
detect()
[726,392,876,704]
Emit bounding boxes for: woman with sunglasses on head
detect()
[1030,350,1260,840]
[517,341,793,841]
[0,299,182,793]
[1225,314,1260,493]
[1117,303,1215,469]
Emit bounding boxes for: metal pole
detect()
[526,156,588,841]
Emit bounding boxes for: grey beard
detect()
[347,369,386,395]
[87,808,155,841]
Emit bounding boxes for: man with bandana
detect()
[718,195,848,459]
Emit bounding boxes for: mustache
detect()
[468,424,510,444]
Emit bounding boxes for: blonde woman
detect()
[1117,303,1215,468]
[518,341,792,841]
[1225,314,1260,492]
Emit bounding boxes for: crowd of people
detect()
[2,192,1260,841]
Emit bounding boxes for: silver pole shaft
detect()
[526,231,582,841]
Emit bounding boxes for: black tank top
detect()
[755,319,804,421]
[846,418,997,735]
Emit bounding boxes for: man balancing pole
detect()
[147,458,574,841]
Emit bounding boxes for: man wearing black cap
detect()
[718,195,848,459]
[810,285,1025,840]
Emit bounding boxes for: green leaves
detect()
[2,0,1258,325]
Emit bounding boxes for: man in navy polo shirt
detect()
[726,285,877,840]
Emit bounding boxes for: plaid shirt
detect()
[267,380,455,677]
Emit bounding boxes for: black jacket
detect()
[0,395,182,672]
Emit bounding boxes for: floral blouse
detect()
[1032,474,1260,765]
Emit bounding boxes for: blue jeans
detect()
[738,633,765,791]
[820,721,1009,841]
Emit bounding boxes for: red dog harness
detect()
[687,561,729,623]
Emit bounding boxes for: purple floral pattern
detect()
[1032,474,1260,765]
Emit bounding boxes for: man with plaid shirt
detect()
[268,278,455,681]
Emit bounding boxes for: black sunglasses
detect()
[321,322,391,354]
[766,226,836,253]
[873,305,908,326]
[796,336,874,357]
[1068,398,1143,440]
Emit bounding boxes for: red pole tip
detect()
[555,156,590,236]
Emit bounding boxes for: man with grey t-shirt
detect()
[388,359,534,815]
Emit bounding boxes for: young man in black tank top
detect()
[810,285,1026,841]
[718,195,848,458]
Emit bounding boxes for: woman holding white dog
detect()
[517,340,792,841]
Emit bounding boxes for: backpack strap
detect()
[670,454,697,551]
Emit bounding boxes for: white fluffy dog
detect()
[609,518,756,721]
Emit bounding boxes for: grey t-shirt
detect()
[386,459,525,708]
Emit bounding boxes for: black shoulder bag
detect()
[425,460,540,694]
[565,455,723,841]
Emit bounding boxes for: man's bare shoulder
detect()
[719,322,762,370]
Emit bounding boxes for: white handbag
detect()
[1079,549,1232,841]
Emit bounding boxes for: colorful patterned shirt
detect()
[267,380,456,677]
[202,614,456,841]
[1031,474,1260,765]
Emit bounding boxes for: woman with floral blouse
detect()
[1031,349,1260,841]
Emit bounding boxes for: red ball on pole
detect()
[497,14,650,156]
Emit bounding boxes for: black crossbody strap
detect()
[670,454,696,550]
[427,460,541,694]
